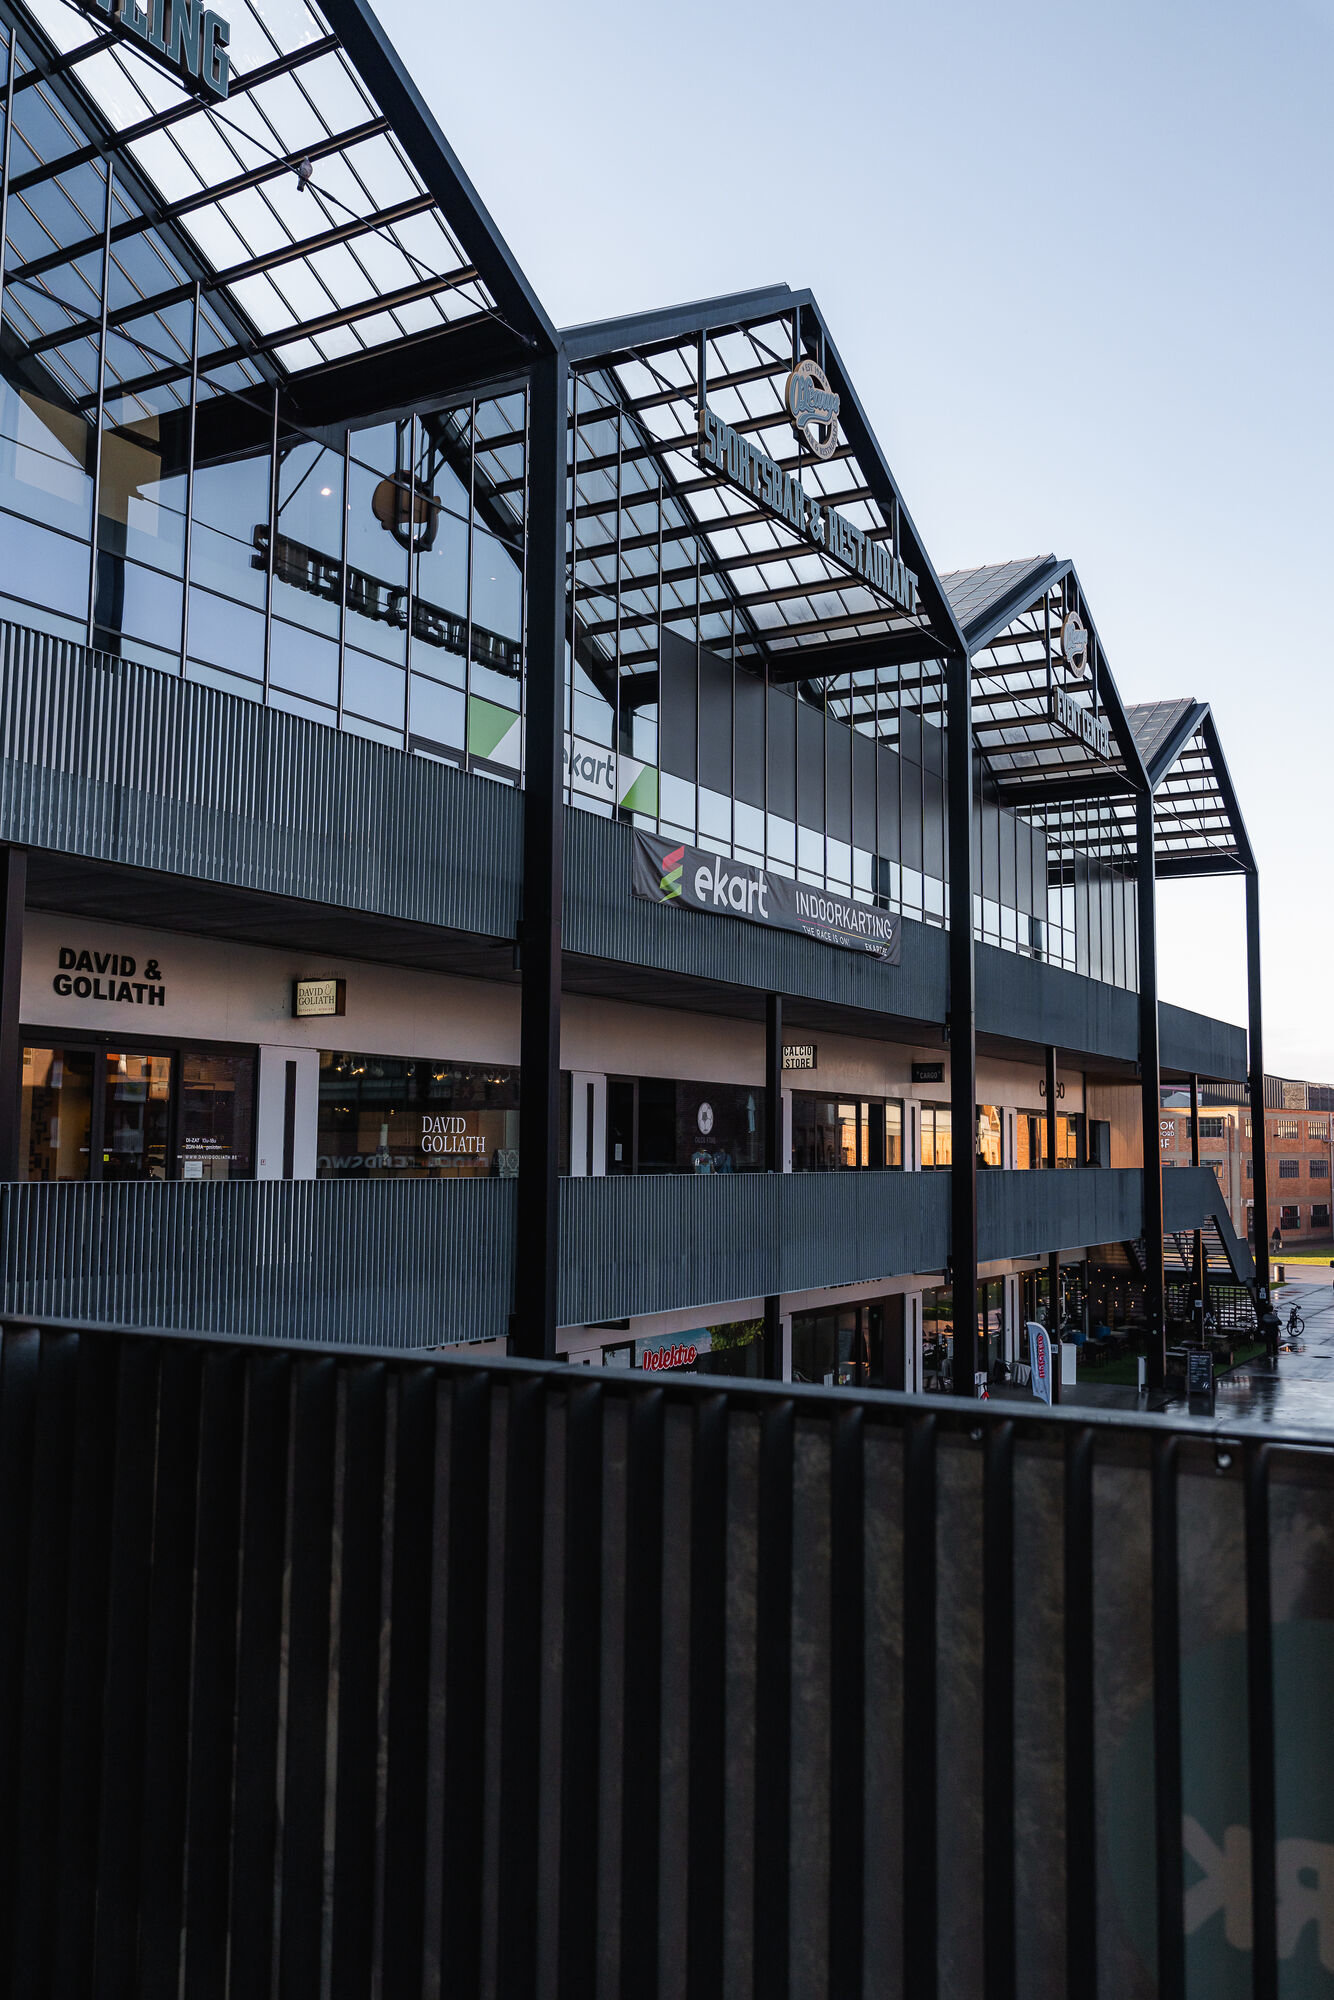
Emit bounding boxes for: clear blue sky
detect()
[379,0,1334,1080]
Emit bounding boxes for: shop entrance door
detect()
[101,1049,173,1180]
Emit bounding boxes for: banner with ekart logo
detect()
[631,831,900,962]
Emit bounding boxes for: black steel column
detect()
[0,848,26,1182]
[946,650,978,1395]
[1136,790,1166,1382]
[1247,872,1271,1310]
[1190,1073,1207,1332]
[1046,1046,1061,1403]
[765,993,783,1172]
[764,995,785,1378]
[512,347,568,1359]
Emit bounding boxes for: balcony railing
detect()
[0,1317,1308,1996]
[0,1167,1182,1342]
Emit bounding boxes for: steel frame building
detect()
[0,0,1271,1389]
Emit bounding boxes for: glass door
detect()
[102,1049,173,1181]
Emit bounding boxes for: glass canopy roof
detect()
[3,0,508,416]
[564,287,964,685]
[941,558,1249,880]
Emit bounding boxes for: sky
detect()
[379,0,1334,1078]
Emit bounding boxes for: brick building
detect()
[1161,1077,1334,1248]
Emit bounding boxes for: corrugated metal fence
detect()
[0,1319,1314,1998]
[0,1170,1172,1344]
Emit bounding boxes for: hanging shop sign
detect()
[912,1062,944,1084]
[696,407,921,618]
[74,0,232,100]
[292,978,346,1019]
[1060,610,1089,669]
[784,359,841,461]
[782,1044,817,1071]
[52,944,165,1007]
[631,832,900,962]
[1050,685,1112,761]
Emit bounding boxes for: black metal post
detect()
[1045,1045,1062,1402]
[946,650,978,1395]
[1190,1073,1207,1333]
[0,848,26,1182]
[512,347,568,1359]
[765,993,783,1173]
[1247,872,1272,1318]
[1136,790,1166,1382]
[763,1296,783,1382]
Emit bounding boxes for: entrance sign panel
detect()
[1050,685,1113,761]
[73,0,232,100]
[631,831,901,961]
[696,407,921,616]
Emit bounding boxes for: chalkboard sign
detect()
[1186,1348,1214,1397]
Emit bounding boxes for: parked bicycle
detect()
[1286,1303,1305,1339]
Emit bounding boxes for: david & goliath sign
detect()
[631,832,900,961]
[75,0,231,97]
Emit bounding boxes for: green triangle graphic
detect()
[467,694,520,761]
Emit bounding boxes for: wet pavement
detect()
[994,1269,1334,1433]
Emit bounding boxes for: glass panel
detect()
[0,373,94,539]
[178,1051,254,1180]
[412,410,469,682]
[345,422,409,665]
[316,1052,520,1179]
[20,1045,93,1181]
[885,1099,903,1169]
[102,1049,172,1181]
[978,1104,1003,1168]
[271,434,343,637]
[190,391,271,609]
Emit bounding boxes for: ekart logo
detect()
[659,844,685,899]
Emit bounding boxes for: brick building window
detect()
[1199,1116,1226,1139]
[1279,1159,1301,1179]
[1314,1205,1331,1230]
[1275,1119,1300,1140]
[1311,1159,1329,1178]
[1246,1158,1253,1178]
[1281,1205,1301,1231]
[1310,1119,1330,1141]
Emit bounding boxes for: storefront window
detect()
[791,1300,894,1386]
[606,1076,763,1174]
[921,1105,952,1170]
[977,1105,1003,1167]
[791,1094,904,1171]
[178,1052,255,1181]
[317,1052,520,1178]
[20,1046,93,1181]
[102,1050,172,1181]
[1017,1112,1084,1168]
[922,1285,954,1385]
[20,1036,256,1182]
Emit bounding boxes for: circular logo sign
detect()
[697,1101,715,1136]
[1061,610,1089,669]
[784,358,841,462]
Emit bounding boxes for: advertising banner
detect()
[1027,1322,1053,1405]
[630,831,900,962]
